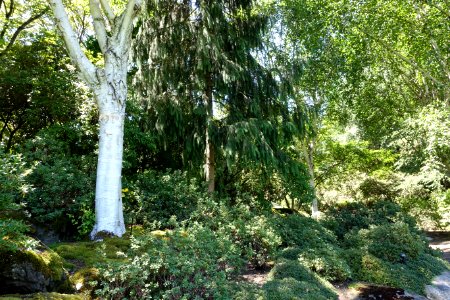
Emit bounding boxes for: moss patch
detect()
[51,237,130,270]
[0,293,83,300]
[70,267,99,296]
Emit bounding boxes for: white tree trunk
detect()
[90,81,127,237]
[48,0,142,239]
[90,51,129,238]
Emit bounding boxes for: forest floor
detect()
[240,231,450,300]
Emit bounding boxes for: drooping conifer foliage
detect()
[132,0,308,194]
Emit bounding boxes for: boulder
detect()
[0,247,72,294]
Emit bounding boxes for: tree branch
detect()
[362,29,444,88]
[0,7,48,58]
[6,0,14,18]
[116,0,142,51]
[99,0,115,24]
[48,0,98,86]
[89,0,108,52]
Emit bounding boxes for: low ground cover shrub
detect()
[274,214,351,282]
[321,200,417,239]
[342,222,449,293]
[95,224,242,299]
[264,259,338,300]
[189,197,282,267]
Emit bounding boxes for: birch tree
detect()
[47,0,143,238]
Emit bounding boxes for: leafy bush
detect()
[189,197,282,267]
[218,164,313,211]
[0,149,30,251]
[342,222,448,293]
[95,224,242,299]
[358,176,398,201]
[322,200,417,239]
[344,249,449,293]
[367,223,426,262]
[22,124,97,238]
[124,170,206,228]
[274,214,351,281]
[274,214,337,248]
[264,259,338,300]
[344,222,426,263]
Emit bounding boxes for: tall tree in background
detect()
[0,35,81,151]
[47,0,143,238]
[271,0,449,214]
[134,0,304,193]
[0,0,48,57]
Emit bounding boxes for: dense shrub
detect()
[189,197,282,267]
[367,223,426,262]
[344,249,449,293]
[342,222,448,293]
[218,164,313,211]
[322,200,417,239]
[124,170,206,228]
[0,149,30,251]
[95,224,242,299]
[274,214,337,248]
[264,259,338,300]
[22,124,97,238]
[274,214,351,281]
[358,177,398,201]
[344,222,426,263]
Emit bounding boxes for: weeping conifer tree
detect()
[133,0,308,195]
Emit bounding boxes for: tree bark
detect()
[48,0,142,238]
[303,139,319,218]
[91,109,126,237]
[204,74,215,193]
[90,61,127,238]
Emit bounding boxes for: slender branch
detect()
[0,7,48,58]
[362,29,444,87]
[48,0,98,86]
[89,0,108,52]
[421,0,450,19]
[430,38,450,82]
[6,0,13,18]
[78,10,87,45]
[0,0,13,39]
[116,0,142,51]
[99,0,115,24]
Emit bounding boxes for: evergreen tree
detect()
[133,0,306,193]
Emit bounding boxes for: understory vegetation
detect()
[1,0,449,299]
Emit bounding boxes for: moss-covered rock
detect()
[0,293,83,300]
[0,247,71,294]
[69,267,99,298]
